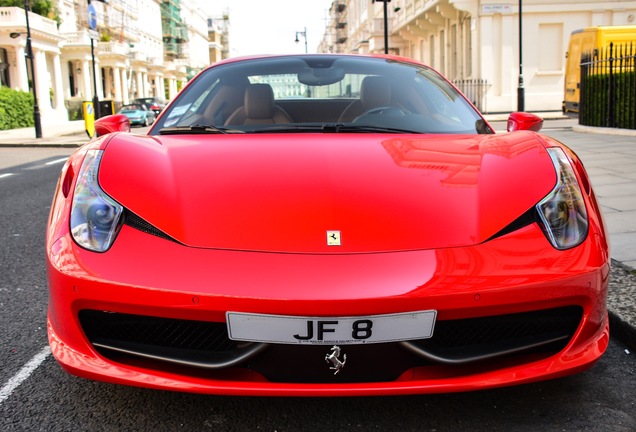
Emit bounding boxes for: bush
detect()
[0,0,62,26]
[0,87,34,130]
[581,72,635,129]
[65,99,84,121]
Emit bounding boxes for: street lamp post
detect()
[12,1,42,138]
[295,27,308,53]
[373,0,391,54]
[517,0,525,112]
[91,37,100,118]
[87,1,100,118]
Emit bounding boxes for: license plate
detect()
[226,310,436,345]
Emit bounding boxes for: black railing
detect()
[580,42,636,130]
[453,79,490,113]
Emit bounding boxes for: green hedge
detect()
[580,71,636,130]
[0,87,34,130]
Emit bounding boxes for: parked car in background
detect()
[118,103,155,126]
[133,97,166,115]
[47,54,609,396]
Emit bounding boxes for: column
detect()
[104,67,112,99]
[52,53,64,110]
[96,65,104,99]
[121,68,129,104]
[155,74,164,100]
[82,60,92,100]
[14,46,29,92]
[136,70,143,98]
[143,72,149,97]
[113,66,122,103]
[60,60,71,99]
[33,49,49,112]
[169,78,178,100]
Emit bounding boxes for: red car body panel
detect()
[97,132,555,252]
[46,54,610,396]
[46,132,610,396]
[47,221,609,395]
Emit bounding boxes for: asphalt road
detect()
[1,146,635,431]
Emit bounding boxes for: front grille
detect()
[80,310,234,351]
[79,306,583,383]
[402,306,583,364]
[124,210,179,243]
[78,310,265,369]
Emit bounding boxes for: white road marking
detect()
[0,173,14,179]
[45,157,68,166]
[0,345,51,406]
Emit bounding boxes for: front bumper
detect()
[47,223,610,396]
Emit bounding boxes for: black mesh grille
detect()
[488,207,538,240]
[124,211,179,243]
[79,310,236,352]
[408,306,582,359]
[79,306,583,383]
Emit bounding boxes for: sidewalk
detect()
[1,117,635,348]
[0,120,88,147]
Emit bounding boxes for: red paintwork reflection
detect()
[507,112,544,132]
[97,132,555,252]
[45,128,609,396]
[95,114,131,136]
[46,222,609,395]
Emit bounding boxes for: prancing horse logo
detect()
[325,345,346,375]
[326,230,341,246]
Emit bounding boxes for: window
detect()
[0,48,9,88]
[538,23,563,72]
[465,18,472,77]
[439,30,446,75]
[451,24,457,78]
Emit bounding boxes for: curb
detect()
[609,311,636,351]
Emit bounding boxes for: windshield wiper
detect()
[158,124,245,135]
[243,124,418,134]
[324,124,418,134]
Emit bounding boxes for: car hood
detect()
[98,132,556,253]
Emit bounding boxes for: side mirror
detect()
[507,112,543,132]
[95,114,131,137]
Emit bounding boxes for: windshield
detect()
[151,56,490,135]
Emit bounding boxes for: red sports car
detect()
[46,54,609,396]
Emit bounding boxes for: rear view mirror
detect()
[95,114,131,137]
[297,67,345,86]
[507,112,543,132]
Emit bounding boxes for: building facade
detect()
[0,0,210,126]
[207,14,230,65]
[319,0,636,113]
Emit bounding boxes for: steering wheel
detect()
[353,106,408,122]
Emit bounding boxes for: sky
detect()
[205,0,334,57]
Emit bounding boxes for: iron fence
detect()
[452,79,491,113]
[580,42,636,130]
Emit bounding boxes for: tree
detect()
[0,0,61,26]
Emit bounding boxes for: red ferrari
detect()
[46,54,609,396]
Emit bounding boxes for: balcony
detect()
[97,41,130,58]
[63,30,92,46]
[130,50,147,62]
[0,7,58,35]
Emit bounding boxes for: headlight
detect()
[537,148,588,250]
[70,150,123,252]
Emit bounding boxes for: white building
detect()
[0,0,210,127]
[181,0,211,78]
[0,6,68,125]
[319,0,636,113]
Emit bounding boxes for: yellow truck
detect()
[563,25,636,113]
